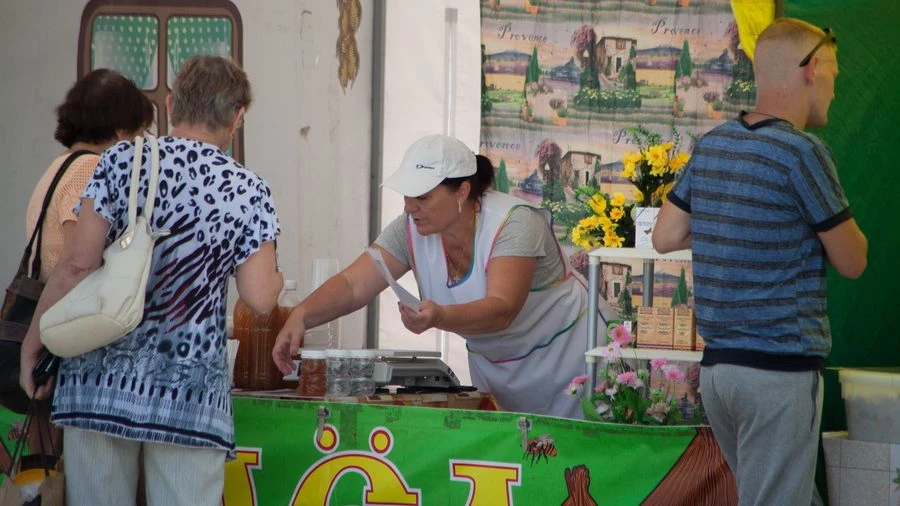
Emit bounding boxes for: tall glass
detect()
[305,258,341,348]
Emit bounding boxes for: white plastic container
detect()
[838,367,900,444]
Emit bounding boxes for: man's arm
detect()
[652,200,692,253]
[818,218,867,279]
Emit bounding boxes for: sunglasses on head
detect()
[799,27,836,67]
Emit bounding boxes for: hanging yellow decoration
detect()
[729,0,776,62]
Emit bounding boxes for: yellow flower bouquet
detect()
[620,126,690,207]
[568,126,690,250]
[571,191,634,250]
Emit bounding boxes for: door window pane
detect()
[91,15,159,89]
[167,16,233,88]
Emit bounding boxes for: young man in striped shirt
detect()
[653,17,867,505]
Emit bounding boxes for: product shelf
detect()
[585,247,696,389]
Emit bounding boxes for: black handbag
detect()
[0,150,92,414]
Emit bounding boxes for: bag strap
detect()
[120,135,161,248]
[24,150,95,279]
[3,395,56,478]
[145,135,160,221]
[123,135,145,236]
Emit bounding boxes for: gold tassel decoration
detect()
[336,0,361,92]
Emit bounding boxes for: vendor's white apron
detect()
[407,192,587,418]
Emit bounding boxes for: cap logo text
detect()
[415,164,435,170]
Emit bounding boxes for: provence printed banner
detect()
[479,0,759,248]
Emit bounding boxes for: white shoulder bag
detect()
[41,135,169,357]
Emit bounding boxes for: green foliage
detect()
[581,351,687,426]
[542,181,566,203]
[579,62,600,90]
[542,197,593,235]
[572,88,641,111]
[732,50,754,83]
[618,61,637,90]
[494,159,510,193]
[726,79,757,105]
[480,44,492,116]
[590,160,601,187]
[482,94,493,115]
[629,45,637,59]
[725,48,756,105]
[675,39,693,79]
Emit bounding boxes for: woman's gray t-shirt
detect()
[375,205,564,288]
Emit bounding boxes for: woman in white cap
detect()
[273,134,588,418]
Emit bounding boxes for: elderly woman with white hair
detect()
[21,56,283,505]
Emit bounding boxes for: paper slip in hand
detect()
[366,248,421,311]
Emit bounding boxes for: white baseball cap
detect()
[383,134,477,197]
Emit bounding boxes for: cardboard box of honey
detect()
[636,306,656,347]
[652,306,674,349]
[673,307,695,351]
[636,306,674,349]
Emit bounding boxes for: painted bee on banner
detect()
[523,434,557,465]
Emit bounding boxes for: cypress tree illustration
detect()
[619,61,637,90]
[675,39,694,79]
[670,267,691,307]
[526,46,541,84]
[618,271,635,321]
[495,159,511,193]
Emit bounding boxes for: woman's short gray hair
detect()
[170,55,252,131]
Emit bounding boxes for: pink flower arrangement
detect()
[664,366,685,383]
[564,375,589,396]
[564,324,692,425]
[599,340,622,360]
[611,325,635,346]
[616,371,644,389]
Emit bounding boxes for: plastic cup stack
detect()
[348,349,377,396]
[325,349,352,396]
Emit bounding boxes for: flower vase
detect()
[633,207,660,249]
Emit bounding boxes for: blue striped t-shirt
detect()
[669,114,851,368]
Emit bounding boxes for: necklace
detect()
[446,250,467,284]
[443,205,477,284]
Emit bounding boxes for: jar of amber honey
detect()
[296,350,327,396]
